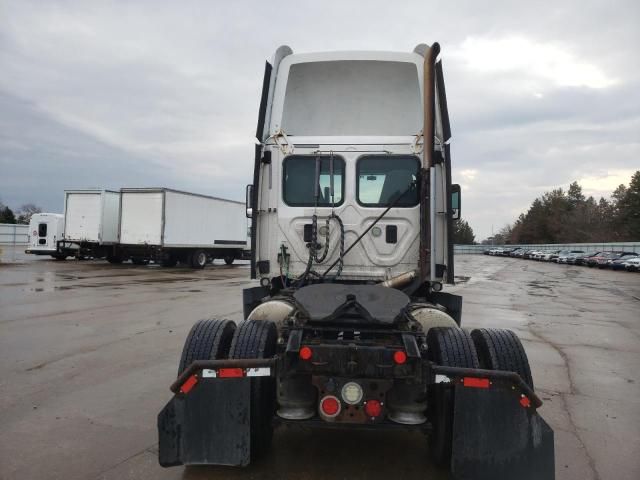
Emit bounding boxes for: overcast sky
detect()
[1,0,638,239]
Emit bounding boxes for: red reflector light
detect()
[463,377,490,389]
[218,368,244,378]
[393,350,407,365]
[319,395,341,417]
[180,374,198,394]
[364,399,382,418]
[299,346,313,360]
[520,395,531,408]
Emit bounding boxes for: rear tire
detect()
[426,327,479,467]
[177,319,236,376]
[471,328,534,389]
[191,250,207,269]
[224,255,235,265]
[229,320,278,460]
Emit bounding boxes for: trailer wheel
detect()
[471,328,534,389]
[224,255,235,265]
[229,319,277,460]
[191,250,207,269]
[426,327,479,467]
[177,319,237,376]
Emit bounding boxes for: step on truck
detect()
[117,187,249,268]
[158,43,555,479]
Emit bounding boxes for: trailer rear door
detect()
[65,193,102,242]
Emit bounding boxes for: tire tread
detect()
[177,319,236,376]
[471,328,534,388]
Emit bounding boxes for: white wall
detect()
[0,223,28,245]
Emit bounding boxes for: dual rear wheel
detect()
[177,320,532,466]
[426,326,533,467]
[177,318,277,460]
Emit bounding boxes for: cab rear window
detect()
[38,223,47,237]
[357,155,419,207]
[283,155,345,207]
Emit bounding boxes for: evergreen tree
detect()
[452,219,476,244]
[0,205,17,224]
[492,171,639,244]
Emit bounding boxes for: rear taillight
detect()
[393,350,407,364]
[364,399,382,418]
[319,395,341,418]
[299,346,312,360]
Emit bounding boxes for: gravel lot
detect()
[1,248,639,480]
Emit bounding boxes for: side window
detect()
[283,155,345,207]
[38,223,47,237]
[357,156,419,207]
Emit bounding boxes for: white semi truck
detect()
[58,189,121,260]
[24,213,66,259]
[117,188,249,268]
[158,43,554,479]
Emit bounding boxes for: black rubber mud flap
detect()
[158,377,251,467]
[450,383,555,480]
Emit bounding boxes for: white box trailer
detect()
[119,188,248,268]
[25,213,66,258]
[59,189,121,259]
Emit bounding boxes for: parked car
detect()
[624,257,640,272]
[541,250,561,262]
[601,252,638,269]
[531,251,546,260]
[573,251,601,266]
[565,251,585,264]
[586,252,611,268]
[551,250,569,263]
[558,250,585,264]
[610,254,639,270]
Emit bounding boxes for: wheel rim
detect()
[197,252,206,266]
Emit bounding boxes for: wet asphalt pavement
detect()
[0,247,639,480]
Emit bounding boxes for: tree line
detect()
[489,170,640,245]
[0,201,42,225]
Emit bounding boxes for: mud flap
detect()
[158,377,251,467]
[450,383,555,480]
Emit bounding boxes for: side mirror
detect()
[246,184,253,218]
[451,184,461,220]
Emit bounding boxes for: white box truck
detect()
[25,213,66,259]
[58,189,121,260]
[118,188,249,268]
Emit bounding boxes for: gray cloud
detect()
[1,0,638,239]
